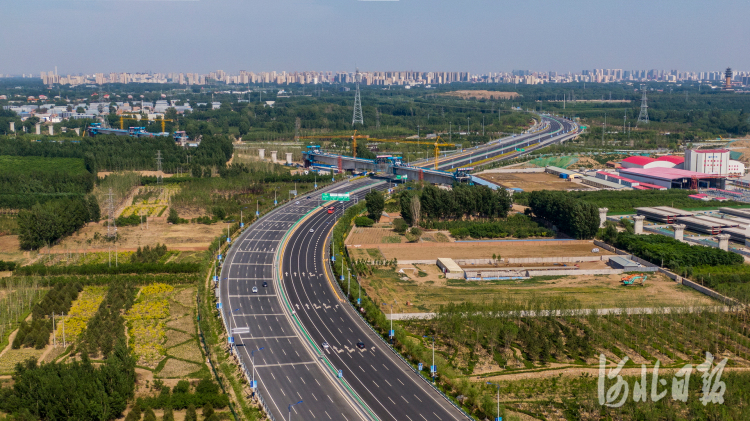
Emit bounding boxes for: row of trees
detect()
[613,233,743,270]
[527,190,599,239]
[423,214,553,239]
[76,282,137,358]
[0,340,136,420]
[17,195,100,250]
[399,184,512,226]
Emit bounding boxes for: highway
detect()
[219,179,382,421]
[280,187,470,421]
[415,114,577,171]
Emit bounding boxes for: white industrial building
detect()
[685,149,745,176]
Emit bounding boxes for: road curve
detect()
[219,179,381,421]
[281,185,471,421]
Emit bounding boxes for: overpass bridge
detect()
[302,114,580,186]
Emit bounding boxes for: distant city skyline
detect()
[26,67,750,88]
[1,0,748,74]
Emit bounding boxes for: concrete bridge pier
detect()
[673,224,686,242]
[716,234,730,251]
[258,149,265,160]
[286,153,293,164]
[271,151,277,163]
[634,216,645,234]
[598,208,609,228]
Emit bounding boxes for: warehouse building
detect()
[619,167,726,189]
[685,149,745,176]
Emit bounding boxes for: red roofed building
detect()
[620,156,676,169]
[655,156,685,169]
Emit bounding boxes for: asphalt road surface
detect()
[219,178,381,421]
[280,187,470,421]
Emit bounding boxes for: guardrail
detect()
[272,182,383,421]
[328,211,476,420]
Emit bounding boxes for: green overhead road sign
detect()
[396,175,408,180]
[322,192,350,201]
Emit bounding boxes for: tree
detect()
[185,404,197,421]
[143,408,157,421]
[364,190,385,222]
[161,407,175,421]
[392,218,408,234]
[399,191,414,225]
[354,216,374,227]
[167,208,180,224]
[202,403,214,419]
[410,195,421,227]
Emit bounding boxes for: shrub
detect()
[354,216,374,227]
[392,218,408,234]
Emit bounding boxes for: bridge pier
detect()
[258,149,265,160]
[271,151,277,163]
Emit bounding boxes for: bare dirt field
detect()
[476,172,591,192]
[362,267,716,313]
[728,138,750,163]
[441,90,519,100]
[0,221,225,264]
[369,240,610,261]
[346,228,403,245]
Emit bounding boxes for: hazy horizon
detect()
[2,0,748,75]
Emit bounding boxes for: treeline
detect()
[0,340,136,420]
[77,282,137,357]
[0,274,200,289]
[527,190,599,239]
[0,260,16,271]
[0,156,95,195]
[130,244,168,264]
[15,262,201,276]
[516,189,742,214]
[400,184,512,225]
[422,214,553,239]
[0,133,233,173]
[612,233,743,270]
[136,379,229,411]
[17,195,100,250]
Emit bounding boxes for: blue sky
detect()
[2,0,748,74]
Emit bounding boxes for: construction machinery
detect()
[300,131,457,170]
[621,273,647,286]
[119,113,175,133]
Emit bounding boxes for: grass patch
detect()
[382,235,402,243]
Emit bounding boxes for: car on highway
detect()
[327,206,335,214]
[252,286,258,293]
[322,342,329,350]
[356,342,365,349]
[309,228,314,233]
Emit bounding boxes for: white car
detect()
[322,342,329,350]
[252,286,258,293]
[309,228,314,233]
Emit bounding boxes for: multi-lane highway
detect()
[281,189,469,421]
[219,179,381,421]
[220,177,469,420]
[416,114,577,171]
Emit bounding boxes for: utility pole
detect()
[106,188,116,239]
[637,84,649,126]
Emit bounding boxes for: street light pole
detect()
[486,382,501,421]
[288,400,303,421]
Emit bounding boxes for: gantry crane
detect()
[119,113,176,133]
[300,131,457,169]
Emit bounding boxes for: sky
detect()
[2,0,749,75]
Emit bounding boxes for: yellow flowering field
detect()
[126,283,174,366]
[54,286,106,341]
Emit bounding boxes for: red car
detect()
[327,206,335,214]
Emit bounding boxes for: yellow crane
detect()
[300,131,456,169]
[119,113,176,133]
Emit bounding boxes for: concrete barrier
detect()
[507,256,607,264]
[680,279,738,305]
[525,269,624,276]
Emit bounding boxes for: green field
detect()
[0,155,88,177]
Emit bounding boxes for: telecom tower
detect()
[352,69,364,126]
[106,188,116,238]
[636,85,649,125]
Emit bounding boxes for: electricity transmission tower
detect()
[294,117,301,142]
[636,85,649,125]
[156,150,163,186]
[375,109,380,130]
[352,69,364,126]
[106,188,116,238]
